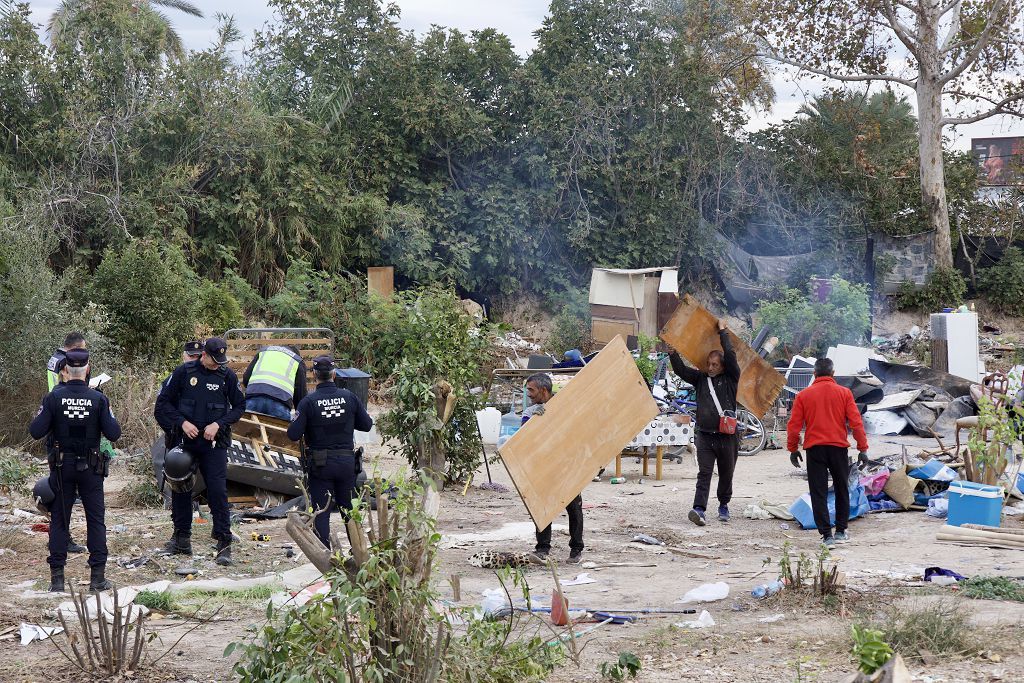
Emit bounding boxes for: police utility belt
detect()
[307,447,362,472]
[50,447,109,477]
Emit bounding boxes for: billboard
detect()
[972,136,1024,186]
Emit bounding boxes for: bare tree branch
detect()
[757,52,918,88]
[939,0,1010,85]
[942,92,1024,125]
[878,0,921,55]
[939,0,963,54]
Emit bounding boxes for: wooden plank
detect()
[226,338,333,348]
[659,294,785,418]
[590,304,639,321]
[592,318,637,346]
[497,336,659,530]
[639,277,659,337]
[367,266,394,299]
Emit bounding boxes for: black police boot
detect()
[215,537,232,566]
[162,529,192,555]
[67,537,86,554]
[89,565,112,592]
[49,567,65,593]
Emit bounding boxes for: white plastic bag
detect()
[674,610,715,629]
[480,588,508,615]
[676,581,729,604]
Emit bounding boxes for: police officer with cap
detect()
[287,355,373,547]
[159,341,204,397]
[155,337,245,565]
[44,332,91,555]
[29,348,121,592]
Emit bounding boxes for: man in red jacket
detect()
[787,357,869,547]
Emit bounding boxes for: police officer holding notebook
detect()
[288,355,373,547]
[29,348,121,592]
[155,338,245,565]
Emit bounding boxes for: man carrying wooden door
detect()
[524,373,584,564]
[669,319,741,526]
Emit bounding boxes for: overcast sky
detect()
[23,0,1024,150]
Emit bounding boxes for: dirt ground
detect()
[2,431,1023,683]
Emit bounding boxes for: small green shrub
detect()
[195,278,245,334]
[377,286,492,484]
[545,287,593,356]
[134,590,175,612]
[600,652,641,680]
[895,267,966,312]
[0,448,41,495]
[873,600,975,661]
[756,277,870,356]
[851,624,893,674]
[633,334,658,385]
[961,576,1024,603]
[978,247,1024,316]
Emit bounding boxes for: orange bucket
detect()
[550,590,570,626]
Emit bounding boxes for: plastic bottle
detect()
[610,476,626,484]
[751,579,784,599]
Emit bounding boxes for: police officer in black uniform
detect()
[154,338,245,565]
[29,348,121,592]
[287,355,373,547]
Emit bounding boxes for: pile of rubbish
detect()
[777,342,1022,440]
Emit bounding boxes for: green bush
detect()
[88,241,198,361]
[978,247,1024,316]
[895,267,966,312]
[377,286,493,484]
[545,288,592,356]
[195,278,245,335]
[851,625,893,674]
[0,448,42,495]
[756,278,870,356]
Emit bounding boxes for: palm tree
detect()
[48,0,204,59]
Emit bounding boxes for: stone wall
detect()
[875,231,934,293]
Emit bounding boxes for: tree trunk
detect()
[916,70,953,269]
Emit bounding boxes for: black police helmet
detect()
[33,477,55,514]
[162,447,196,493]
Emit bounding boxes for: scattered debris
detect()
[674,610,715,629]
[677,582,729,604]
[19,623,62,646]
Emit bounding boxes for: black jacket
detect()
[154,360,246,448]
[30,380,121,444]
[287,382,373,450]
[669,329,741,434]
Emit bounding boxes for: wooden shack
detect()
[588,267,679,348]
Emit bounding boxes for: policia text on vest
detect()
[30,348,122,592]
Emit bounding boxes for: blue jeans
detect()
[245,395,291,420]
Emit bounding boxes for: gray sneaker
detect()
[822,536,835,548]
[688,508,706,526]
[834,531,850,543]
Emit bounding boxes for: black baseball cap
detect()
[204,337,229,365]
[65,348,90,367]
[312,355,335,372]
[183,340,203,357]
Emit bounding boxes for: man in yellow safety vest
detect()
[242,345,308,420]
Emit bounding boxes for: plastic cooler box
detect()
[946,481,1003,527]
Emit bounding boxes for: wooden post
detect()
[656,445,664,481]
[642,446,649,476]
[615,452,622,478]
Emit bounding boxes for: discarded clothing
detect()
[860,470,890,496]
[924,567,966,582]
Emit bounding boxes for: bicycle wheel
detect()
[737,408,766,456]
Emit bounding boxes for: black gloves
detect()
[790,451,803,468]
[858,451,869,466]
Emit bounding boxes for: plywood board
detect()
[497,336,659,530]
[588,269,647,308]
[592,317,637,346]
[367,266,395,299]
[659,294,785,417]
